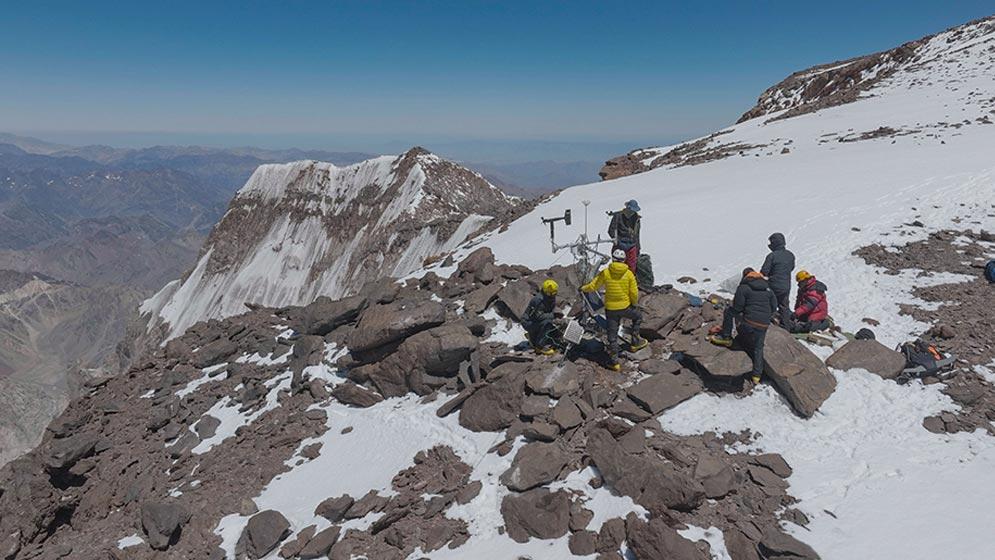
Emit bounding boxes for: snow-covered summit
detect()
[139,147,520,341]
[600,15,995,179]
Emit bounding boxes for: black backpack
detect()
[897,340,954,378]
[635,253,654,288]
[985,260,995,283]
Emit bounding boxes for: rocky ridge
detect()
[0,247,837,560]
[136,147,525,349]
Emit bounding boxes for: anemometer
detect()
[540,200,613,281]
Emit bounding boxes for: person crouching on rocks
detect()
[523,279,564,355]
[582,249,648,371]
[785,270,830,333]
[760,232,795,324]
[709,268,778,384]
[608,199,641,273]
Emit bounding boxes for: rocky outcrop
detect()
[826,339,907,379]
[763,327,838,417]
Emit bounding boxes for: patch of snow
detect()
[192,371,292,455]
[116,534,144,549]
[481,307,528,346]
[678,525,732,560]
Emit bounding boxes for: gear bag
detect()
[635,253,654,288]
[985,260,995,283]
[897,340,954,377]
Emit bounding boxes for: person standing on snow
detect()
[786,270,830,333]
[760,232,795,324]
[608,199,641,274]
[582,249,647,371]
[522,279,563,355]
[709,268,778,384]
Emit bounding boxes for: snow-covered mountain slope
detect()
[479,15,995,349]
[140,147,520,341]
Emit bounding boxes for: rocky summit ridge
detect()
[0,247,849,560]
[135,147,524,349]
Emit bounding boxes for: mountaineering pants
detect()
[720,308,768,376]
[624,245,639,274]
[524,318,558,349]
[774,290,791,325]
[606,306,642,358]
[738,322,768,377]
[786,317,831,334]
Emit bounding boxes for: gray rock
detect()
[370,324,478,397]
[456,480,483,505]
[522,421,560,442]
[45,434,98,470]
[140,502,191,551]
[459,362,529,432]
[750,453,792,478]
[598,518,626,553]
[626,515,707,560]
[759,527,820,559]
[525,361,581,398]
[191,337,238,369]
[238,510,291,559]
[587,429,704,514]
[195,415,221,440]
[763,327,837,418]
[299,526,341,559]
[551,398,583,430]
[723,529,761,560]
[344,491,388,519]
[693,455,736,499]
[568,530,598,555]
[520,394,552,417]
[315,495,354,522]
[331,383,384,408]
[295,294,368,336]
[684,339,754,378]
[826,339,907,380]
[625,368,703,414]
[639,359,682,375]
[500,442,572,492]
[500,488,571,543]
[463,283,503,314]
[496,279,535,321]
[347,298,446,353]
[639,291,689,338]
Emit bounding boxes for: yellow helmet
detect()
[541,279,558,296]
[796,270,812,283]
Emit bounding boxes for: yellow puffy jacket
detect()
[581,262,638,311]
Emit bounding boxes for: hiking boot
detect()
[534,346,557,356]
[629,337,648,352]
[708,335,734,348]
[751,374,761,384]
[608,361,621,372]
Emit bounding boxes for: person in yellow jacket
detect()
[582,249,648,370]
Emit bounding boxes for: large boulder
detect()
[44,434,98,470]
[763,327,837,418]
[292,294,368,336]
[459,361,530,431]
[191,337,238,368]
[140,502,191,551]
[693,456,736,499]
[500,488,571,543]
[639,290,690,339]
[625,368,703,414]
[587,429,704,513]
[759,527,820,559]
[625,515,707,560]
[299,526,342,559]
[500,442,572,491]
[463,283,503,313]
[368,324,478,397]
[683,339,754,379]
[525,361,581,398]
[315,495,354,522]
[347,298,446,353]
[495,279,535,321]
[237,510,291,559]
[331,383,384,408]
[826,339,907,380]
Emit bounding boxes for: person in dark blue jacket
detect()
[760,232,795,324]
[709,268,778,383]
[522,279,563,355]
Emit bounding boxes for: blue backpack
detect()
[986,260,995,283]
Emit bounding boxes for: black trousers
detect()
[720,308,767,376]
[774,290,791,324]
[786,317,830,334]
[524,318,558,348]
[606,307,642,358]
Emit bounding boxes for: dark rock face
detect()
[315,495,354,523]
[826,339,907,380]
[763,327,838,417]
[331,383,384,408]
[499,442,572,492]
[368,324,478,397]
[625,515,707,560]
[347,299,446,353]
[500,488,571,543]
[237,510,291,559]
[759,526,821,559]
[459,362,529,431]
[625,368,703,414]
[140,502,191,551]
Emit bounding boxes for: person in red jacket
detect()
[787,270,830,333]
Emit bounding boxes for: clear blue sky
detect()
[1,1,991,158]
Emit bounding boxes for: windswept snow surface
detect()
[660,372,995,560]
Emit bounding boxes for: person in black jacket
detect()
[709,268,779,383]
[760,232,795,324]
[522,279,563,355]
[608,200,641,273]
